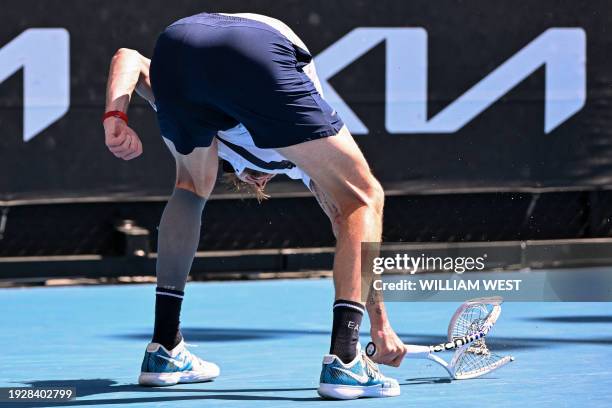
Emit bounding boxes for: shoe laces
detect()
[362,352,381,380]
[180,343,204,369]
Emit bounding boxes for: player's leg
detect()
[139,16,248,386]
[277,124,382,309]
[154,139,218,346]
[138,140,220,386]
[277,128,398,399]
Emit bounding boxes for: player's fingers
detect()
[123,139,142,160]
[389,353,404,367]
[376,346,405,366]
[119,135,138,160]
[113,133,135,155]
[109,142,128,157]
[128,137,143,159]
[106,133,126,149]
[135,139,143,156]
[110,145,130,157]
[374,351,394,365]
[109,145,127,157]
[122,150,137,160]
[108,139,129,154]
[121,133,135,151]
[382,353,395,367]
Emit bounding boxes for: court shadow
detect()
[115,327,612,351]
[15,376,460,406]
[115,327,330,342]
[523,315,612,323]
[114,328,540,350]
[402,377,452,385]
[14,379,322,407]
[403,376,498,385]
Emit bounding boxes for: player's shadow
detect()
[115,328,565,351]
[13,379,322,406]
[116,327,331,342]
[15,377,431,406]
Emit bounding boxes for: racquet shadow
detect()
[402,377,452,385]
[402,376,497,385]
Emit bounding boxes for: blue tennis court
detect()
[1,272,611,408]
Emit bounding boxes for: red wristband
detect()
[102,110,128,125]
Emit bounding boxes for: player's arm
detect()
[103,48,151,160]
[133,57,155,107]
[365,284,406,366]
[105,48,152,110]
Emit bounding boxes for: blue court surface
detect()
[1,274,611,408]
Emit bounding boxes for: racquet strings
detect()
[453,346,513,379]
[450,302,494,340]
[449,300,513,379]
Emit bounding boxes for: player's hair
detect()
[222,161,270,202]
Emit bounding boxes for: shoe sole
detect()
[317,383,400,400]
[138,371,218,387]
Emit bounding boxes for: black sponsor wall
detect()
[1,0,612,202]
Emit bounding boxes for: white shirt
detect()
[216,123,311,188]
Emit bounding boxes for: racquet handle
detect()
[365,330,486,357]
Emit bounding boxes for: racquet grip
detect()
[365,342,377,357]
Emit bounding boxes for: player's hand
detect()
[369,323,407,367]
[103,116,143,160]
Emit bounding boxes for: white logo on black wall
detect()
[314,27,586,134]
[0,28,69,141]
[0,27,584,141]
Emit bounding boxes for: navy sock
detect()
[152,287,184,350]
[329,299,365,363]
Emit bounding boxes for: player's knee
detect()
[336,175,385,219]
[175,173,216,198]
[366,177,385,215]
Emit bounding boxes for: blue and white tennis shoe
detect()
[138,340,220,386]
[318,345,400,399]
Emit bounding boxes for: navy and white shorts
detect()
[150,13,344,155]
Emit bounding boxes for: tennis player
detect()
[103,12,406,399]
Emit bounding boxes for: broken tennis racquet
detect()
[365,296,514,379]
